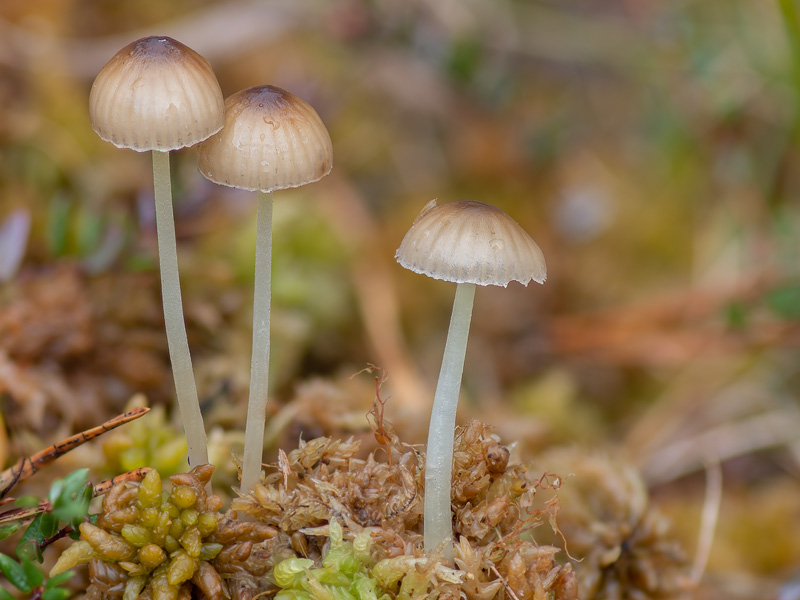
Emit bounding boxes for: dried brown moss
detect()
[63,415,689,600]
[534,449,689,600]
[228,419,576,600]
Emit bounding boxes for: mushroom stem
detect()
[151,149,209,472]
[424,281,476,559]
[240,190,274,493]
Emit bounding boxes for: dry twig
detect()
[0,407,150,497]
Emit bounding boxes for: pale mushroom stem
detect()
[424,281,476,559]
[240,190,274,493]
[151,150,209,473]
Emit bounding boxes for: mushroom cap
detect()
[395,200,547,287]
[89,36,224,152]
[196,85,333,193]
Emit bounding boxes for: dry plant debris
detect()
[0,407,149,498]
[0,265,172,436]
[535,449,689,600]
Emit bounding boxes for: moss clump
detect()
[56,417,687,600]
[101,402,188,477]
[533,449,689,600]
[227,419,577,600]
[273,520,386,600]
[52,465,227,599]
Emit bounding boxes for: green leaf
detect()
[15,496,40,509]
[47,480,64,506]
[49,469,88,505]
[17,512,58,562]
[767,284,800,320]
[45,570,74,588]
[0,553,33,592]
[42,588,71,600]
[47,194,72,257]
[50,469,91,526]
[447,37,483,84]
[0,587,15,600]
[0,524,19,542]
[21,559,43,589]
[60,469,89,496]
[723,301,747,331]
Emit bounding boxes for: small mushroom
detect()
[395,199,546,558]
[90,36,225,472]
[196,85,333,493]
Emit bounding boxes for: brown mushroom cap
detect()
[395,200,547,287]
[89,36,224,152]
[196,85,333,193]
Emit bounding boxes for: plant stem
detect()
[240,190,274,493]
[152,150,209,473]
[424,281,476,559]
[779,0,800,95]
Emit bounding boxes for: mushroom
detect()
[395,199,546,557]
[196,85,333,493]
[90,36,225,471]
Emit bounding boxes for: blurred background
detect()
[2,0,800,597]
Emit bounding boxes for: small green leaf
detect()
[45,570,74,588]
[17,512,58,562]
[42,588,71,600]
[15,496,40,509]
[723,301,747,331]
[49,469,87,505]
[0,586,15,600]
[447,37,483,84]
[767,284,800,320]
[47,194,72,257]
[47,480,64,505]
[60,469,89,495]
[0,524,19,542]
[21,559,43,589]
[0,553,33,592]
[50,470,91,526]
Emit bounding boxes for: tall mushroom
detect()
[90,36,224,471]
[196,85,333,493]
[395,200,546,558]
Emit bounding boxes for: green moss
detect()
[274,522,389,600]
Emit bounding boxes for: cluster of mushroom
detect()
[89,37,332,493]
[90,35,547,565]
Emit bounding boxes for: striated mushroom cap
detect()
[196,85,333,193]
[395,200,546,287]
[89,36,224,152]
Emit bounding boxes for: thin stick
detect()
[152,149,209,475]
[641,408,800,485]
[489,564,522,600]
[690,458,722,586]
[93,467,153,497]
[0,503,48,525]
[0,407,150,496]
[241,190,274,493]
